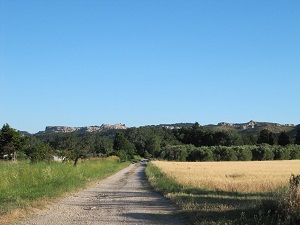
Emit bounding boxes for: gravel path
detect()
[14,162,191,225]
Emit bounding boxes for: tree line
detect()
[1,123,300,162]
[157,144,300,162]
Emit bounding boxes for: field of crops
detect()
[152,160,300,193]
[147,160,300,224]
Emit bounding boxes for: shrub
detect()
[290,145,300,159]
[187,146,213,161]
[274,145,291,160]
[214,146,238,161]
[116,150,128,162]
[259,174,300,224]
[252,144,274,160]
[235,146,253,161]
[159,145,188,161]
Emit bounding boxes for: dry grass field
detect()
[152,160,300,193]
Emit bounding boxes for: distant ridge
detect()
[36,121,297,134]
[216,120,295,130]
[155,121,295,130]
[37,123,127,134]
[154,123,195,129]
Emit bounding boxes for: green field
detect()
[0,157,129,224]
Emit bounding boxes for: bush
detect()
[252,144,274,160]
[116,150,128,162]
[274,146,291,160]
[290,145,300,159]
[159,145,188,161]
[259,174,300,224]
[187,146,214,161]
[214,146,238,161]
[235,146,253,161]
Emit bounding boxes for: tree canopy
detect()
[0,124,26,160]
[1,122,299,163]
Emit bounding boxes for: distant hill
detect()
[36,124,127,134]
[154,123,195,129]
[154,120,296,132]
[35,121,298,135]
[207,120,296,135]
[154,120,298,136]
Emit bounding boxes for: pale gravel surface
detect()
[14,162,191,225]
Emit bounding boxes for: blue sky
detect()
[1,1,299,133]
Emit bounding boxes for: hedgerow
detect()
[157,144,300,161]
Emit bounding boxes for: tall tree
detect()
[94,135,113,155]
[189,122,203,147]
[145,136,160,157]
[295,128,300,145]
[113,132,127,151]
[0,124,25,160]
[257,129,270,144]
[113,132,136,159]
[268,132,275,145]
[278,131,290,146]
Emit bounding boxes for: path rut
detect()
[14,162,191,225]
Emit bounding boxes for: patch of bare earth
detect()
[13,162,190,225]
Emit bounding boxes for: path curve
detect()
[14,161,190,225]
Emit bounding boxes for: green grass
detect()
[145,162,285,225]
[0,157,129,217]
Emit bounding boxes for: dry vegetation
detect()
[147,160,300,224]
[152,160,300,193]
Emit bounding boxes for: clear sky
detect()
[1,1,299,133]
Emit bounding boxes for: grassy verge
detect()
[146,162,294,225]
[0,156,130,224]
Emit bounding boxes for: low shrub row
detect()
[157,144,300,162]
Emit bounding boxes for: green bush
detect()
[290,145,300,159]
[187,146,214,161]
[235,146,253,161]
[213,146,238,161]
[116,150,128,162]
[252,144,274,160]
[274,146,291,160]
[159,145,188,161]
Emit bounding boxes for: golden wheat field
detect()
[152,160,300,193]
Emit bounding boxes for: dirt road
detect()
[14,161,190,225]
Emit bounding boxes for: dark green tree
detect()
[278,131,290,146]
[0,124,25,160]
[113,132,136,159]
[94,135,113,156]
[159,145,188,161]
[257,129,270,144]
[29,143,54,163]
[252,144,274,160]
[72,134,97,166]
[188,122,203,147]
[145,136,160,157]
[268,132,275,145]
[113,132,127,151]
[295,128,300,145]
